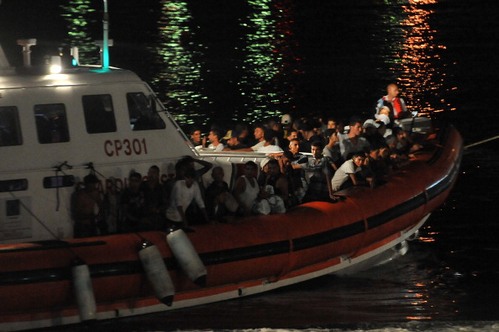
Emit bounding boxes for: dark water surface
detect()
[2,0,499,330]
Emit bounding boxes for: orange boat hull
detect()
[0,126,463,331]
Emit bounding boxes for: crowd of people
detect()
[72,83,423,237]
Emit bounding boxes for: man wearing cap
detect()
[223,129,248,150]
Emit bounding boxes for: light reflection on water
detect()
[145,0,455,125]
[238,0,302,123]
[57,0,456,126]
[399,0,454,114]
[152,0,209,126]
[377,0,454,115]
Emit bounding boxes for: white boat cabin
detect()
[0,58,267,243]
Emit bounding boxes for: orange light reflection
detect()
[386,0,455,115]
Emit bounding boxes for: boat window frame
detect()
[0,106,23,147]
[0,179,28,192]
[126,92,166,131]
[34,103,70,144]
[82,94,117,134]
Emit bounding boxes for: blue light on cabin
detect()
[102,45,109,70]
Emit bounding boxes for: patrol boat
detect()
[0,35,462,331]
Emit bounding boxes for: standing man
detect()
[375,83,410,122]
[140,165,167,230]
[72,174,106,238]
[166,168,208,231]
[295,141,335,203]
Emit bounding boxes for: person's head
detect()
[190,127,202,143]
[352,153,366,167]
[175,156,194,179]
[287,129,298,141]
[147,165,160,183]
[184,168,197,187]
[310,118,323,135]
[348,118,363,137]
[387,83,399,98]
[311,141,324,158]
[128,171,142,190]
[83,174,100,191]
[253,125,265,141]
[379,146,390,159]
[327,117,337,130]
[224,130,241,147]
[379,106,391,116]
[235,123,249,139]
[393,126,407,139]
[244,161,258,178]
[288,138,300,154]
[368,148,379,160]
[297,120,313,133]
[211,166,224,182]
[208,129,221,143]
[362,119,380,135]
[263,129,276,144]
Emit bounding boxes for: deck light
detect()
[49,56,62,74]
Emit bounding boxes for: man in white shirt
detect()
[166,168,208,231]
[330,153,367,192]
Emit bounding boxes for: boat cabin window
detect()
[0,179,28,192]
[126,92,166,130]
[0,106,23,147]
[43,175,75,188]
[5,199,21,217]
[34,104,70,144]
[82,94,117,133]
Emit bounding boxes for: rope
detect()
[464,135,499,150]
[7,191,81,258]
[53,161,73,212]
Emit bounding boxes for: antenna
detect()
[102,0,109,69]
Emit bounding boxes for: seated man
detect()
[295,141,335,203]
[330,153,372,193]
[139,165,167,230]
[119,171,144,233]
[206,129,225,152]
[205,166,239,222]
[259,158,288,213]
[338,117,370,161]
[223,130,249,150]
[72,174,106,238]
[256,129,284,154]
[280,150,306,206]
[233,161,261,216]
